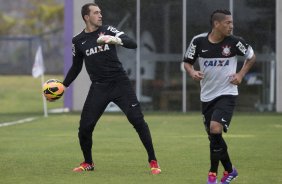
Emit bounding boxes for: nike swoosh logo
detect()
[82,41,87,44]
[221,118,227,122]
[213,148,223,152]
[131,103,138,107]
[202,50,208,52]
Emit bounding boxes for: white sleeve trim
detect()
[115,32,124,38]
[246,46,254,60]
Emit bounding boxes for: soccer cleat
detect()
[220,167,238,184]
[73,162,94,172]
[207,172,218,184]
[149,160,161,175]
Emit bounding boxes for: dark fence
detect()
[0,28,64,75]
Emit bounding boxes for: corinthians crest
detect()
[222,45,231,56]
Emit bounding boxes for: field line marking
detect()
[0,117,38,128]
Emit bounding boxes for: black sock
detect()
[220,138,233,173]
[209,133,224,173]
[79,132,93,164]
[82,149,93,164]
[134,122,157,162]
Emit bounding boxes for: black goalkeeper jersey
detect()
[63,25,137,87]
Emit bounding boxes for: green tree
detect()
[0,0,63,36]
[0,12,17,35]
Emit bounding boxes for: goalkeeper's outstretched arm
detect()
[119,34,137,49]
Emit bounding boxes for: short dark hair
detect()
[210,9,231,26]
[81,3,99,21]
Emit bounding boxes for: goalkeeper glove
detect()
[97,35,123,45]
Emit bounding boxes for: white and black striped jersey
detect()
[183,32,254,102]
[63,25,137,87]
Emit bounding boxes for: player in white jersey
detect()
[183,9,256,184]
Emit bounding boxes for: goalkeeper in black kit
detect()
[62,3,161,174]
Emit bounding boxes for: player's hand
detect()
[62,84,66,91]
[229,73,243,85]
[97,35,123,45]
[190,70,204,81]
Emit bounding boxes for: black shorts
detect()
[202,95,237,133]
[80,76,145,131]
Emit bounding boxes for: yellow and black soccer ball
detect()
[42,79,65,101]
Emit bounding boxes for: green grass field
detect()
[1,76,282,184]
[0,75,65,122]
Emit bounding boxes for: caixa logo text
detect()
[204,59,230,67]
